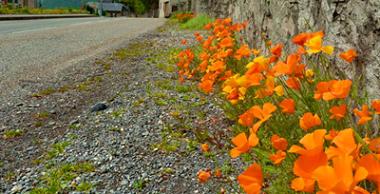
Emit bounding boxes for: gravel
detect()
[0,24,242,193]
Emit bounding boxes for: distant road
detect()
[0,17,166,98]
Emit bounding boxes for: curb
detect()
[0,14,95,21]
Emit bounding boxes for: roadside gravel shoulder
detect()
[1,24,242,193]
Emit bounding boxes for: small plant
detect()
[180,14,214,30]
[32,87,56,97]
[34,111,50,120]
[46,141,70,159]
[3,171,16,182]
[132,179,146,190]
[3,129,23,139]
[31,162,95,193]
[76,181,93,192]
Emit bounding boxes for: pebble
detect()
[90,102,108,112]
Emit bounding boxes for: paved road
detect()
[0,17,166,98]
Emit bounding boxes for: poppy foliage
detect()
[177,18,379,193]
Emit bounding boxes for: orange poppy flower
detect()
[279,98,295,114]
[198,79,214,93]
[286,77,301,90]
[340,49,358,63]
[325,128,358,159]
[237,163,263,194]
[250,103,277,133]
[254,76,283,98]
[296,46,306,55]
[239,108,255,127]
[197,169,211,183]
[357,154,380,192]
[252,49,261,56]
[219,70,233,81]
[325,129,338,141]
[270,43,283,57]
[204,23,212,30]
[271,134,288,151]
[353,105,373,125]
[235,44,251,60]
[313,155,368,193]
[352,186,371,194]
[214,168,222,178]
[372,99,380,114]
[201,143,209,152]
[289,129,328,190]
[270,150,286,165]
[272,54,305,77]
[314,80,352,101]
[230,132,259,158]
[219,37,234,48]
[291,177,315,192]
[181,39,187,45]
[369,138,380,153]
[329,104,347,120]
[304,33,334,55]
[330,80,352,99]
[292,32,309,46]
[299,112,322,131]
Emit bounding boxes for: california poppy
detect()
[329,104,347,120]
[250,103,277,133]
[299,112,322,131]
[292,32,309,46]
[235,44,251,60]
[219,37,234,48]
[198,79,214,93]
[313,155,368,192]
[325,129,338,141]
[353,105,372,125]
[197,169,211,183]
[237,163,263,194]
[369,138,380,153]
[270,43,283,57]
[340,49,357,63]
[214,168,222,178]
[314,80,352,101]
[304,33,334,55]
[279,98,295,114]
[271,134,288,151]
[289,129,328,192]
[230,132,259,158]
[291,177,315,192]
[372,99,380,114]
[270,150,286,165]
[286,77,301,90]
[357,154,380,192]
[325,128,358,159]
[272,54,305,77]
[201,143,209,152]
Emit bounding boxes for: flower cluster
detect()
[174,12,195,23]
[177,18,380,193]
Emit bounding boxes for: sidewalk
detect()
[0,14,95,21]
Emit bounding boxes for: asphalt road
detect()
[0,17,166,98]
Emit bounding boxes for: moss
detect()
[34,111,50,120]
[46,141,70,159]
[3,129,23,139]
[30,162,95,193]
[32,87,56,97]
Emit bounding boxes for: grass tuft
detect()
[180,14,214,30]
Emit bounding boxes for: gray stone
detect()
[90,102,108,112]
